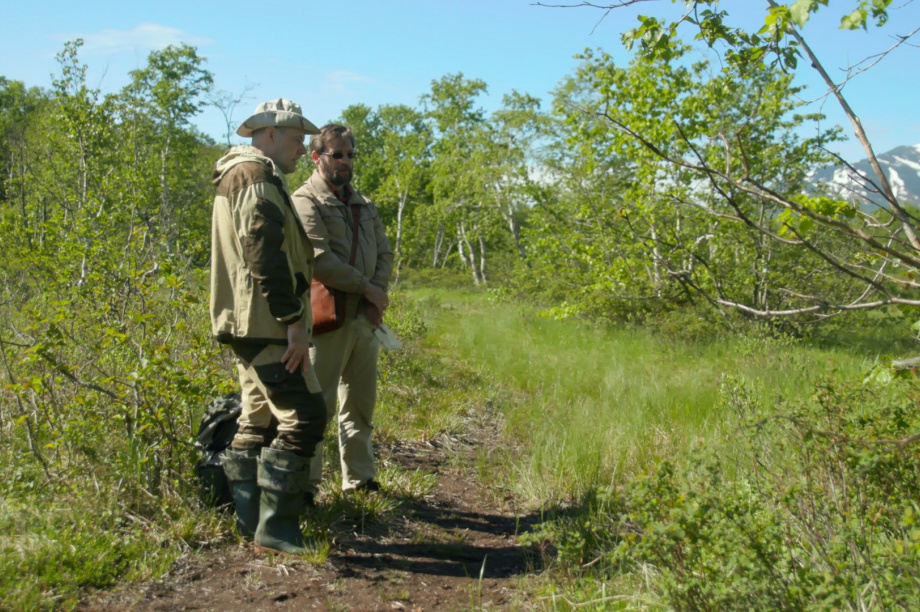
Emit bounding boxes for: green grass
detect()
[414,287,893,503]
[401,288,920,609]
[0,492,223,610]
[3,283,915,609]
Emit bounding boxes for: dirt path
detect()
[79,428,546,611]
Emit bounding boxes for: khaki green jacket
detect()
[210,146,315,344]
[291,172,393,317]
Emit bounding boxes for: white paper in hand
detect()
[373,322,402,352]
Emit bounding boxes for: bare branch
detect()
[801,24,920,105]
[532,1,654,35]
[752,414,920,451]
[768,0,920,251]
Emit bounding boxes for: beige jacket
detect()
[291,172,393,317]
[210,146,315,344]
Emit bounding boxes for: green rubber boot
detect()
[254,447,312,554]
[221,448,261,539]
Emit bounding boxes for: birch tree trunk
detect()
[478,234,488,284]
[432,225,445,268]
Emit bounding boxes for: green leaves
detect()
[623,15,678,61]
[789,0,813,27]
[778,195,856,236]
[841,0,892,29]
[789,0,829,27]
[534,25,854,321]
[0,44,229,575]
[625,0,894,75]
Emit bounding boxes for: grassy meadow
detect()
[3,283,919,609]
[389,287,920,609]
[412,288,884,498]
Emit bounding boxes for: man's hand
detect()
[363,284,389,314]
[364,303,383,327]
[281,319,311,373]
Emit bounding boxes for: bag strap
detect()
[348,204,361,266]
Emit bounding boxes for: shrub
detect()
[526,370,920,609]
[0,212,229,607]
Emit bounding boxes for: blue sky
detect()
[1,0,918,162]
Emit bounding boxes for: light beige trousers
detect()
[308,315,380,492]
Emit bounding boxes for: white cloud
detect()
[61,23,212,54]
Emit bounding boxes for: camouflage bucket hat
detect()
[236,98,320,137]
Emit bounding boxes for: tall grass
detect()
[418,288,889,502]
[409,288,919,608]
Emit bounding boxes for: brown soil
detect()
[78,428,548,611]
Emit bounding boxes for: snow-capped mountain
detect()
[809,144,920,208]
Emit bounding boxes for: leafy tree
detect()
[374,104,432,279]
[0,41,224,516]
[538,0,920,320]
[523,41,854,323]
[489,91,550,262]
[422,73,492,282]
[0,78,47,214]
[421,73,530,284]
[524,57,651,319]
[338,103,386,198]
[325,104,433,280]
[119,44,214,252]
[47,39,116,221]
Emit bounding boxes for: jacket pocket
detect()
[253,362,309,412]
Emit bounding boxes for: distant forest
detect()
[4,22,918,329]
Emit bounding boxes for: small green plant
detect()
[297,538,332,564]
[377,466,437,501]
[380,588,411,603]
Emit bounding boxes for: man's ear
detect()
[310,150,321,163]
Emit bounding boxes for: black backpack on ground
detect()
[194,392,242,509]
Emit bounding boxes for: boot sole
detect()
[253,544,310,556]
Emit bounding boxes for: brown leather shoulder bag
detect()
[311,204,360,335]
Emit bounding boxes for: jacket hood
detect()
[212,146,286,188]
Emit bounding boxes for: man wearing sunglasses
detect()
[292,124,393,499]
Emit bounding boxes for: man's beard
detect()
[327,168,352,187]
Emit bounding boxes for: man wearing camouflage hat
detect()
[210,98,326,554]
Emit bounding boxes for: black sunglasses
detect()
[320,151,357,160]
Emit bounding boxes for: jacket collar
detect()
[307,171,364,207]
[325,180,352,204]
